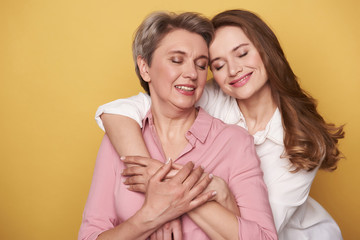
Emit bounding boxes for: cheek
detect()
[253,54,265,69]
[212,71,227,86]
[153,65,177,83]
[199,70,208,82]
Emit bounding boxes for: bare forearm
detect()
[97,210,157,240]
[188,201,239,240]
[101,114,150,157]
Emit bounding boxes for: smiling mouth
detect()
[230,73,252,85]
[175,86,195,91]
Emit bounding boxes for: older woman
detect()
[95,9,344,240]
[79,11,276,240]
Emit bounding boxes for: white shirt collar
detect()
[237,108,284,146]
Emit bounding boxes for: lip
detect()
[175,84,196,96]
[229,72,252,87]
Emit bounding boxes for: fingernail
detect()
[166,157,172,164]
[209,173,213,179]
[212,191,217,196]
[120,156,125,161]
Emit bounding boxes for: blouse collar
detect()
[237,108,284,146]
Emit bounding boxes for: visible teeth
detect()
[175,86,194,91]
[231,74,250,85]
[238,75,249,82]
[240,76,248,81]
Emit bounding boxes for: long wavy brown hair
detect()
[211,9,344,172]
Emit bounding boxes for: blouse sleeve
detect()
[78,135,120,240]
[95,92,151,131]
[223,127,278,240]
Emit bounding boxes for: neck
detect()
[150,102,197,160]
[236,82,277,135]
[151,106,197,137]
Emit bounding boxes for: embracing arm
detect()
[95,82,233,150]
[96,92,151,157]
[122,156,243,240]
[79,136,214,240]
[94,88,245,239]
[101,114,150,157]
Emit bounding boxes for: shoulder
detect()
[196,107,254,147]
[206,116,255,155]
[209,119,261,173]
[212,117,252,139]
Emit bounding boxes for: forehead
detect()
[155,29,209,56]
[210,26,251,53]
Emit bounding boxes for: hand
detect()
[139,160,216,227]
[121,156,181,192]
[150,218,182,240]
[203,175,240,216]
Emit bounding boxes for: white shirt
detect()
[95,80,343,240]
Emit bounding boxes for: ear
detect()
[137,56,151,82]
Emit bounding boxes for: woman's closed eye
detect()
[211,61,225,71]
[238,52,248,58]
[195,59,208,70]
[171,57,183,64]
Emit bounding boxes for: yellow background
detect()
[1,0,359,239]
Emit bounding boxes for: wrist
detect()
[131,207,159,233]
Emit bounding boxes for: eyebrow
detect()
[168,50,209,61]
[210,43,249,65]
[232,43,249,52]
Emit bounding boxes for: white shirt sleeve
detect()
[94,92,151,131]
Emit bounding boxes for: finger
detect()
[156,227,163,240]
[124,163,139,168]
[123,175,146,185]
[189,189,217,210]
[172,163,183,170]
[188,173,214,200]
[150,232,157,240]
[151,158,172,181]
[165,169,180,179]
[171,220,182,240]
[163,223,172,240]
[170,161,194,183]
[182,166,204,189]
[121,156,155,166]
[122,166,145,176]
[125,183,146,193]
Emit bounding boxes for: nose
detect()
[183,62,198,80]
[228,60,243,77]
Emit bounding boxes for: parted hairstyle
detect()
[132,11,214,94]
[212,9,344,172]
